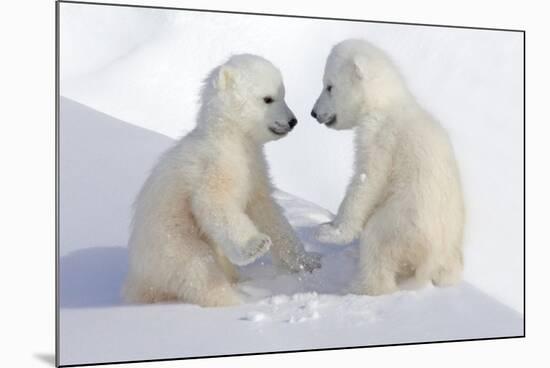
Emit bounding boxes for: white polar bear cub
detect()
[123,54,320,307]
[312,39,465,295]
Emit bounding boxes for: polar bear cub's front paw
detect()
[224,233,271,266]
[229,233,271,266]
[316,222,354,245]
[245,233,272,260]
[295,252,322,273]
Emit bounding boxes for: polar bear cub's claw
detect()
[245,233,272,260]
[280,250,322,273]
[229,233,272,266]
[296,251,322,273]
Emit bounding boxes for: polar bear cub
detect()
[123,54,320,307]
[312,39,465,295]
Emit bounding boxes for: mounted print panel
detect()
[56,1,524,366]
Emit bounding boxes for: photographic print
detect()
[56,1,524,366]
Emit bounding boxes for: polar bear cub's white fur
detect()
[123,54,320,307]
[312,39,465,295]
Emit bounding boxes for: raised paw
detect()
[238,233,272,266]
[316,222,353,245]
[224,233,272,266]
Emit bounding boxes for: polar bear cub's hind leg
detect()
[352,214,400,296]
[430,252,463,287]
[123,242,242,307]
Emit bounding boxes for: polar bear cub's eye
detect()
[263,96,274,104]
[326,85,333,93]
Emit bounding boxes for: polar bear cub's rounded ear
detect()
[351,55,369,80]
[215,65,238,91]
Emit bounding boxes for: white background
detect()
[1,0,548,368]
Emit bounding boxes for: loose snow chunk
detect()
[269,295,290,305]
[243,311,267,322]
[287,310,320,324]
[306,299,319,310]
[291,292,319,302]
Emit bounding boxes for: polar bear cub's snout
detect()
[311,87,338,127]
[269,116,298,136]
[211,54,299,142]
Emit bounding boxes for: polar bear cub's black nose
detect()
[288,118,298,129]
[310,110,317,119]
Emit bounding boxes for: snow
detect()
[60,284,522,366]
[58,97,522,366]
[242,311,268,322]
